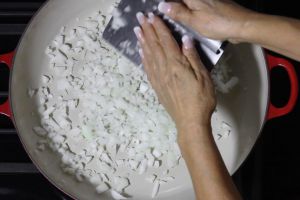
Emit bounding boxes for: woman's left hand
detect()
[134,12,216,138]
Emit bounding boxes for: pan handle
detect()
[0,52,14,118]
[1,52,298,120]
[0,51,14,69]
[266,54,298,120]
[0,100,12,118]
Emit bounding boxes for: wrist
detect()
[235,12,265,43]
[177,122,212,148]
[221,2,263,43]
[176,118,211,134]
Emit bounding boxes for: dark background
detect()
[0,0,300,199]
[232,1,300,200]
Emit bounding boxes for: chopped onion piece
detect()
[111,189,128,200]
[96,183,110,194]
[151,181,160,198]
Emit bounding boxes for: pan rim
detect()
[8,2,271,199]
[8,0,78,199]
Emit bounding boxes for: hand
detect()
[133,14,243,200]
[134,12,216,136]
[157,0,256,43]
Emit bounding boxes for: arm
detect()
[134,12,242,200]
[157,0,300,61]
[242,14,300,61]
[178,125,242,200]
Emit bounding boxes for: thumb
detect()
[181,35,205,80]
[158,2,193,25]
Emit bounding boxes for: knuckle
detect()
[169,7,178,19]
[147,76,152,83]
[186,11,193,24]
[146,71,153,81]
[170,6,183,20]
[174,56,190,68]
[181,57,191,67]
[171,6,192,23]
[159,33,171,43]
[163,74,172,84]
[150,39,161,50]
[170,67,182,80]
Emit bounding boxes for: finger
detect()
[139,46,160,92]
[183,0,201,9]
[136,12,165,64]
[134,27,154,79]
[134,27,150,64]
[139,48,152,82]
[158,2,193,26]
[148,12,182,58]
[181,35,205,80]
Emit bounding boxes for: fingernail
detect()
[139,49,144,58]
[182,35,194,49]
[148,12,155,24]
[134,26,144,41]
[158,2,172,14]
[136,12,146,25]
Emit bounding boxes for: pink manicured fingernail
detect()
[182,35,194,49]
[136,12,146,25]
[158,2,172,14]
[134,26,144,42]
[139,49,144,58]
[148,12,155,24]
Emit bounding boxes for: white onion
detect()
[111,9,127,31]
[113,176,130,192]
[96,183,110,194]
[33,126,47,137]
[30,7,236,199]
[146,174,157,183]
[151,181,160,198]
[111,189,128,200]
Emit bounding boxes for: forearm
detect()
[178,125,242,200]
[159,0,300,60]
[240,13,300,61]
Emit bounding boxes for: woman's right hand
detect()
[158,0,256,43]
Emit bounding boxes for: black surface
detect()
[0,0,300,200]
[0,1,71,199]
[231,1,300,200]
[0,175,67,200]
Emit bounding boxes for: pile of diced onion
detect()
[30,10,181,199]
[29,6,238,199]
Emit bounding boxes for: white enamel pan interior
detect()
[10,0,269,199]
